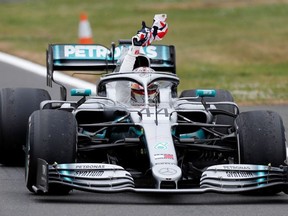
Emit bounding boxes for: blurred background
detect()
[0,0,288,104]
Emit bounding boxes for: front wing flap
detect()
[34,159,134,193]
[200,164,288,192]
[34,159,288,194]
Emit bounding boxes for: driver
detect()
[130,67,159,104]
[115,14,168,104]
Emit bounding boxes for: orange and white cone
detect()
[78,12,93,44]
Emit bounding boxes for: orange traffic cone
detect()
[78,12,93,44]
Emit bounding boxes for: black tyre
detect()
[179,89,235,134]
[0,88,51,165]
[25,110,77,194]
[236,110,286,166]
[235,110,286,195]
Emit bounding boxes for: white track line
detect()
[0,51,96,93]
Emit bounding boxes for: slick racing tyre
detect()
[235,110,286,195]
[179,89,235,134]
[25,110,77,194]
[0,88,51,165]
[236,110,286,166]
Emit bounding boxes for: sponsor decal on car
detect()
[158,167,177,176]
[62,45,158,59]
[222,165,251,170]
[154,142,168,150]
[75,164,105,169]
[225,171,254,178]
[75,170,104,177]
[154,154,174,160]
[64,45,109,58]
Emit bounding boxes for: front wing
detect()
[34,159,288,194]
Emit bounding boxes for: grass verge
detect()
[0,0,288,104]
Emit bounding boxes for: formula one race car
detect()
[0,40,287,195]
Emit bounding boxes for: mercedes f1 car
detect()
[0,41,287,195]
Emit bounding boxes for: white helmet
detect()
[131,67,158,103]
[133,66,154,73]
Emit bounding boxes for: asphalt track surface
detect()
[0,55,288,216]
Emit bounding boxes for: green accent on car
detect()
[70,89,92,96]
[180,129,205,139]
[196,89,216,97]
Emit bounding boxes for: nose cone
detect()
[152,164,182,188]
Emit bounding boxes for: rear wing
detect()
[46,42,176,88]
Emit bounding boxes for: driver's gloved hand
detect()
[129,15,168,56]
[133,14,168,47]
[133,21,151,46]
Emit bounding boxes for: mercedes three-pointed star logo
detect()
[159,168,177,175]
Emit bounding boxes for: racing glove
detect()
[151,14,168,42]
[127,21,150,56]
[128,14,168,56]
[133,14,168,47]
[133,21,151,46]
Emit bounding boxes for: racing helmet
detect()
[131,67,158,103]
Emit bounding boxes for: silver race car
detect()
[0,41,287,195]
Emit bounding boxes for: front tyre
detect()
[236,110,287,195]
[0,88,51,165]
[236,110,286,166]
[25,110,77,194]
